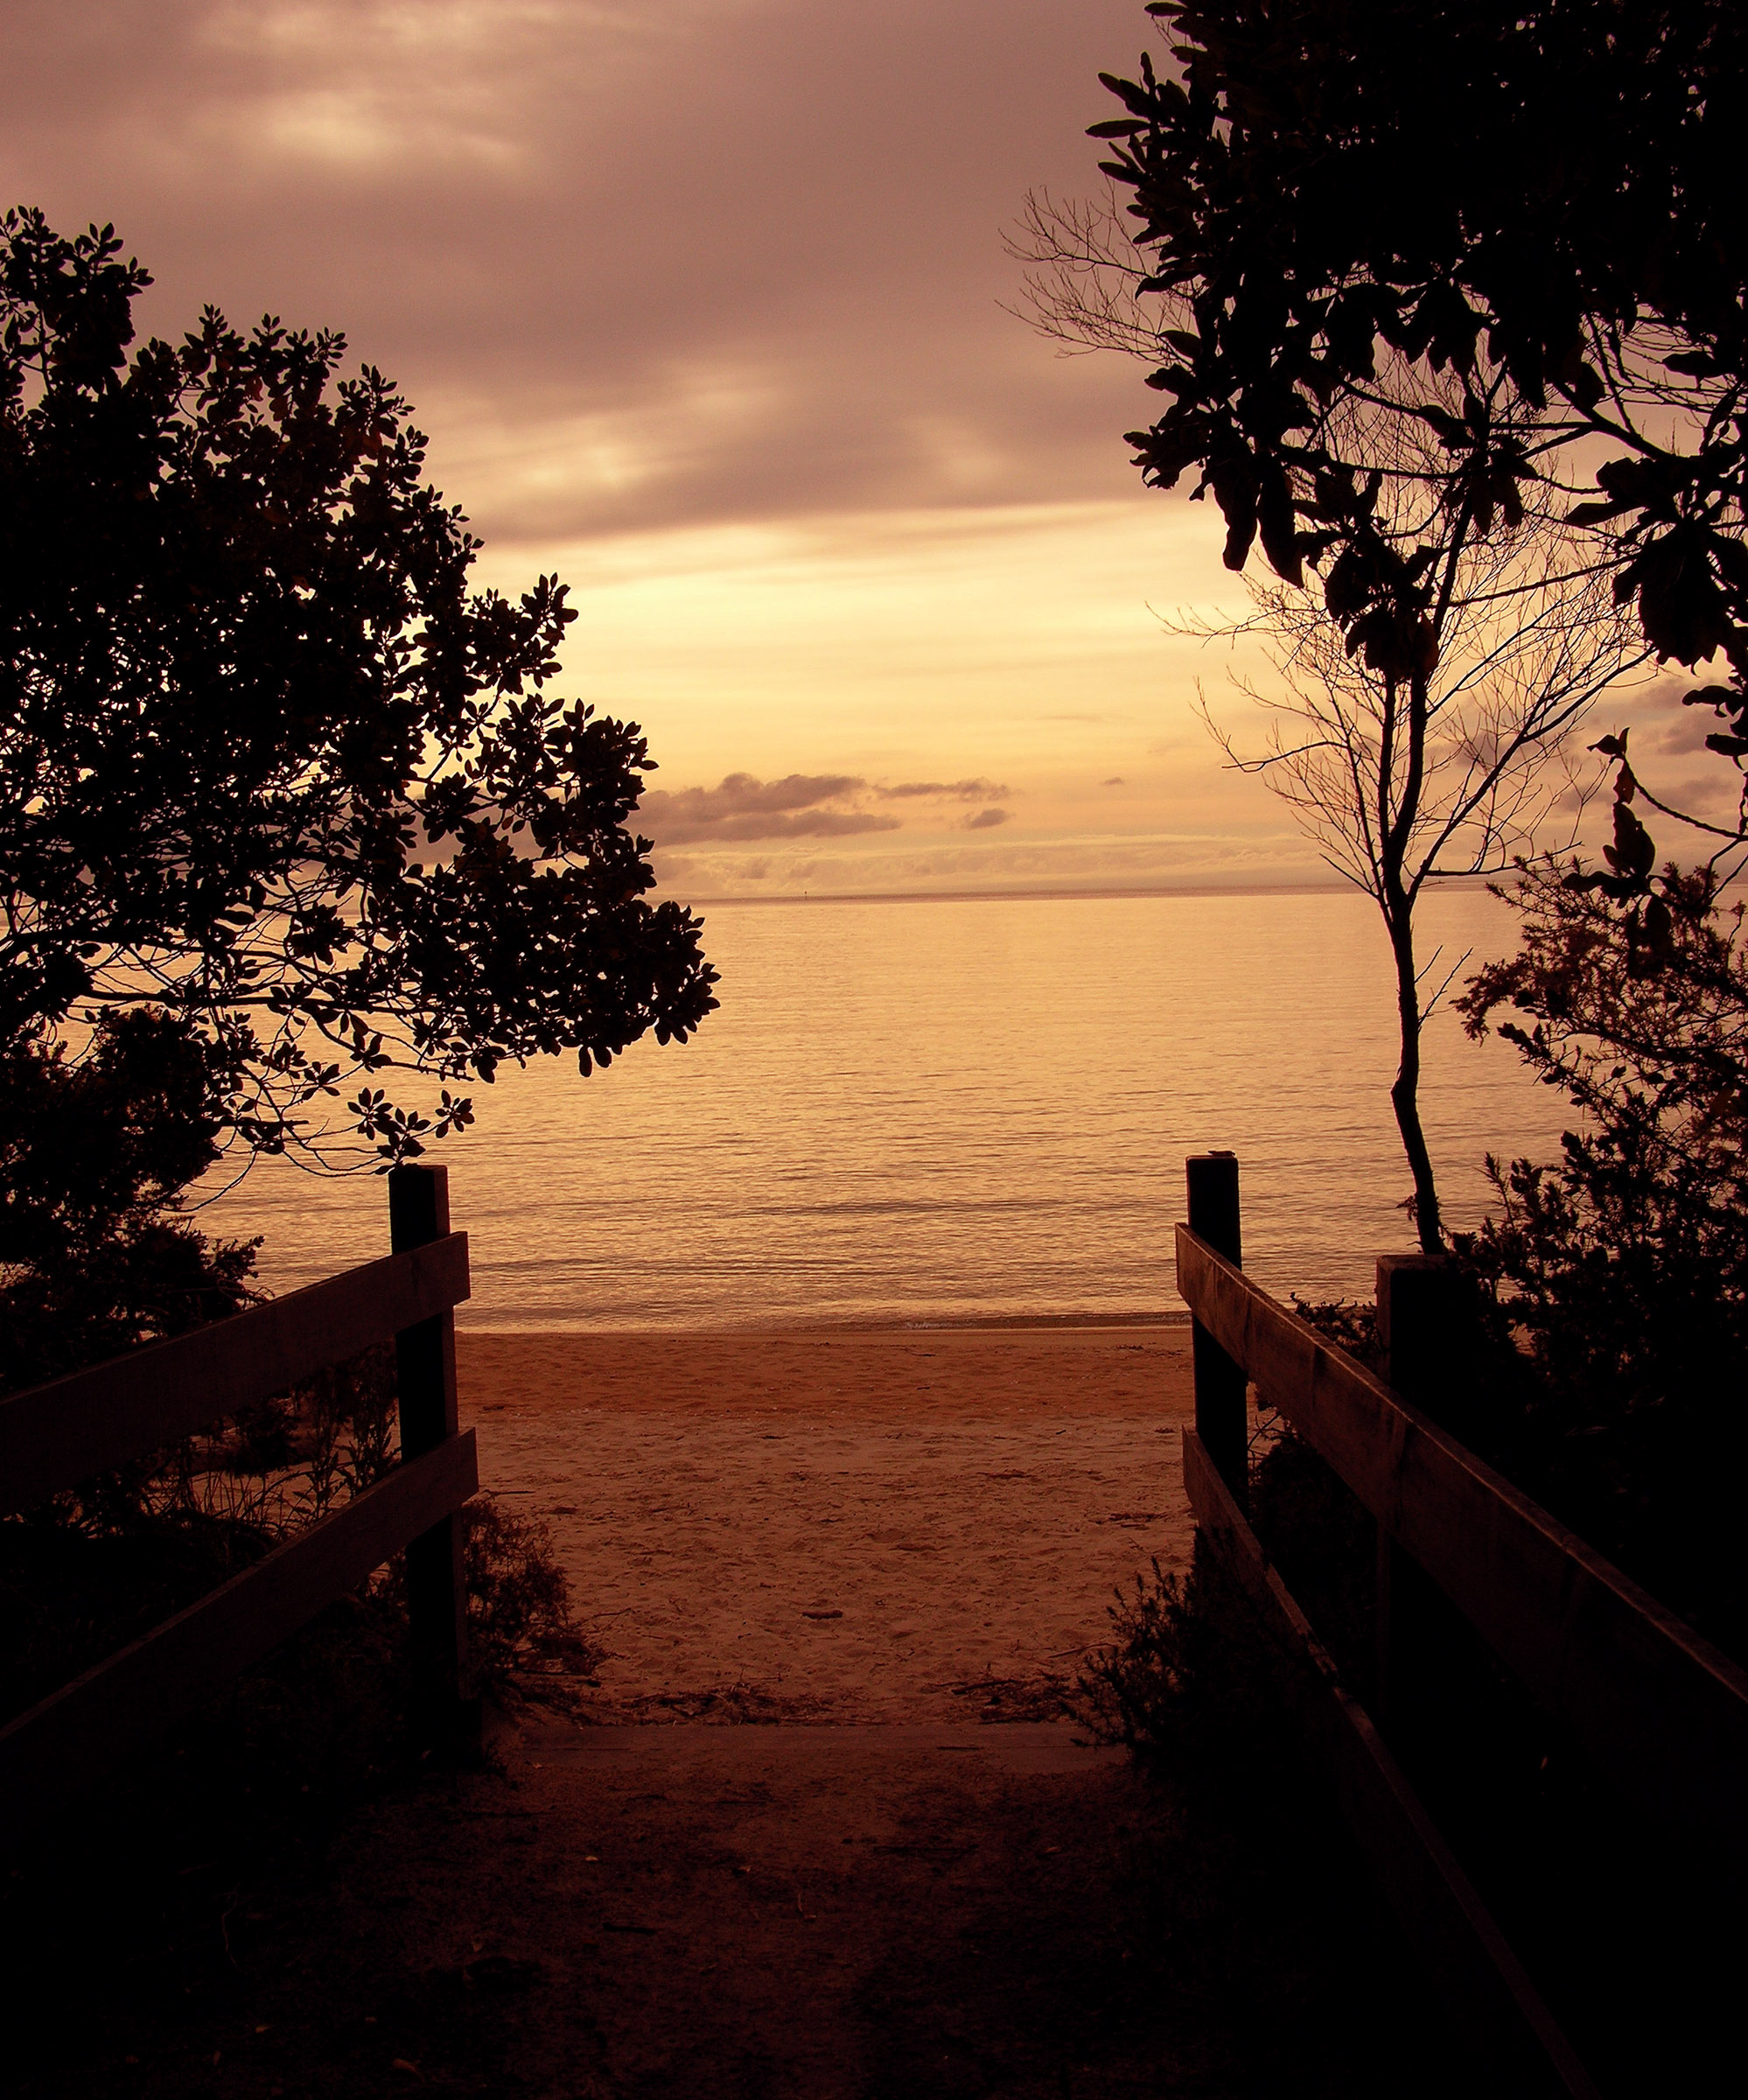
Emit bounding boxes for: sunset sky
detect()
[1,1,1704,898]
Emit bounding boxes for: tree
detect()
[1020,0,1748,1241]
[1093,1,1748,682]
[1198,468,1643,1243]
[1067,0,1748,877]
[1017,155,1643,1247]
[0,209,717,1172]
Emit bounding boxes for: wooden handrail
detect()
[0,1431,479,1850]
[0,1233,471,1516]
[1183,1426,1596,2097]
[1176,1223,1748,1856]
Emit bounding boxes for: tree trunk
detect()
[1377,664,1444,1255]
[1386,903,1444,1253]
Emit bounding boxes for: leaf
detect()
[1566,498,1632,528]
[1255,465,1303,587]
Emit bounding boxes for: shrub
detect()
[1458,860,1748,1656]
[458,1492,598,1694]
[1074,1540,1283,1789]
[0,1014,257,1397]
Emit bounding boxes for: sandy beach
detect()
[456,1325,1198,1724]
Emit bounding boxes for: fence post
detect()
[1374,1254,1466,1731]
[389,1164,475,1748]
[1186,1152,1248,1512]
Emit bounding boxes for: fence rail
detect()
[1177,1222,1748,1858]
[0,1431,476,1849]
[1180,1426,1596,2096]
[0,1166,478,1854]
[0,1233,471,1517]
[1175,1150,1748,2098]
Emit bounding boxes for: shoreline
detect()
[453,1310,1190,1340]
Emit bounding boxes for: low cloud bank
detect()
[640,771,1011,848]
[877,779,1008,802]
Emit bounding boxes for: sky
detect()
[1,1,1713,899]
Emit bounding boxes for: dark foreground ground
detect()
[9,1701,1467,2100]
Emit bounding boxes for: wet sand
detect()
[455,1326,1198,1723]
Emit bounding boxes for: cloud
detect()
[649,772,864,822]
[1582,668,1745,821]
[877,777,1010,802]
[0,0,1159,549]
[1101,775,1125,786]
[639,772,899,847]
[658,807,901,846]
[0,4,1334,900]
[640,770,1026,846]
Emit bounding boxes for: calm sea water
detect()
[205,887,1571,1327]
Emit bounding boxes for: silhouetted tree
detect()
[1021,1,1748,1240]
[0,209,717,1178]
[1175,377,1642,1242]
[1081,3,1748,830]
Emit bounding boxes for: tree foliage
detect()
[0,209,717,1169]
[1024,10,1748,1636]
[0,1011,257,1392]
[1069,1,1748,858]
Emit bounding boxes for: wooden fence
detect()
[0,1164,479,1855]
[1178,1151,1748,2100]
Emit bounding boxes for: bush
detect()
[1458,861,1748,1656]
[1249,1428,1377,1698]
[0,1014,257,1396]
[1076,1300,1379,1764]
[1074,1540,1284,1789]
[458,1492,598,1695]
[3,1320,594,1737]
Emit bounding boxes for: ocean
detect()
[203,886,1571,1327]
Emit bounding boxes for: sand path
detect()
[35,1712,1448,2100]
[455,1326,1199,1722]
[17,1327,1468,2099]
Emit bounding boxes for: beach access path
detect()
[276,1324,1431,2100]
[21,1326,1458,2100]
